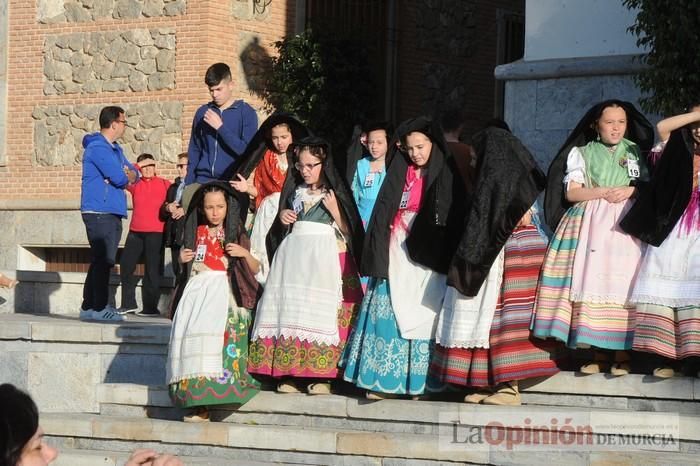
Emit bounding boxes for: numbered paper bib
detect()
[399,190,410,209]
[292,197,304,214]
[363,172,376,188]
[627,158,640,178]
[194,244,207,262]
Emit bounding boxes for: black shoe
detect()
[136,309,161,317]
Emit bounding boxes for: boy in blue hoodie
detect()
[79,105,138,322]
[182,63,258,209]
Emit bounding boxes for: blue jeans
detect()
[81,213,122,312]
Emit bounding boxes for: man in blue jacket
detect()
[182,62,258,209]
[79,106,138,322]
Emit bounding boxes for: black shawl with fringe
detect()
[447,127,546,296]
[620,128,696,246]
[361,116,466,278]
[544,99,654,230]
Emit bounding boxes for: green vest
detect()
[580,138,648,188]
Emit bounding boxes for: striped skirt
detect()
[531,201,638,350]
[632,304,700,359]
[429,226,561,387]
[631,219,700,359]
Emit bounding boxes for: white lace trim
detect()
[569,292,632,305]
[168,370,224,385]
[253,326,341,346]
[436,338,490,349]
[630,294,700,308]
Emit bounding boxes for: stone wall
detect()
[32,102,184,166]
[232,0,272,21]
[43,28,176,95]
[37,0,186,23]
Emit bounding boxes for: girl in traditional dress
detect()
[341,116,466,399]
[430,127,561,405]
[346,122,392,228]
[248,136,364,395]
[532,100,654,376]
[166,182,261,422]
[231,114,310,280]
[620,104,700,378]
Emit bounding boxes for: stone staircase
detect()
[2,313,700,465]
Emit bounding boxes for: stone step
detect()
[41,412,700,466]
[5,313,697,402]
[52,448,276,466]
[0,314,171,413]
[3,313,700,417]
[0,312,171,344]
[97,366,700,416]
[93,384,700,443]
[41,412,486,465]
[7,270,175,316]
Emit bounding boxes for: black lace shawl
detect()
[620,128,696,246]
[543,99,654,230]
[446,127,546,296]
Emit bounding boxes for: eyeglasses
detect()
[116,120,127,125]
[294,161,322,172]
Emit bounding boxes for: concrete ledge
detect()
[96,371,700,420]
[44,414,339,454]
[97,384,171,408]
[52,449,279,466]
[0,199,82,211]
[94,383,700,444]
[522,372,696,401]
[336,431,489,463]
[239,391,348,417]
[0,314,171,345]
[43,412,700,462]
[495,54,646,81]
[13,270,174,287]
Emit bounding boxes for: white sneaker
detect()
[92,307,126,322]
[117,307,138,315]
[79,308,94,321]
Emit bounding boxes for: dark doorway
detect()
[305,0,394,120]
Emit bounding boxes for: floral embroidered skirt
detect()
[341,277,440,395]
[169,308,260,408]
[247,252,362,379]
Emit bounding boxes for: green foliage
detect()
[262,29,377,151]
[624,0,700,115]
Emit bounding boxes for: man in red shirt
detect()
[118,153,171,316]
